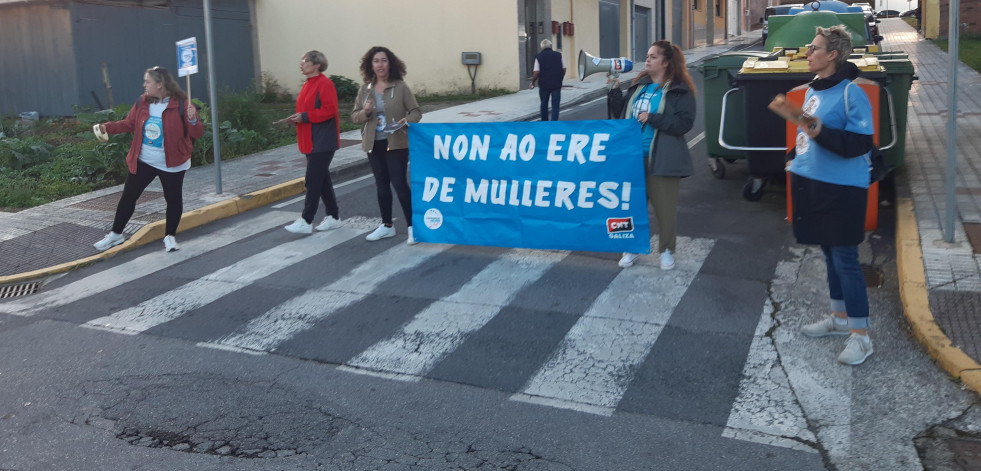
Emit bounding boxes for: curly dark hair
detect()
[358,46,406,83]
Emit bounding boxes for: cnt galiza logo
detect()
[607,217,634,239]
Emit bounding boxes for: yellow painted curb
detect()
[896,197,981,393]
[0,178,306,287]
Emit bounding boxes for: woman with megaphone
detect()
[607,40,696,271]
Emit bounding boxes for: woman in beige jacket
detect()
[351,46,422,244]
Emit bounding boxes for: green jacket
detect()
[608,76,695,177]
[351,80,422,153]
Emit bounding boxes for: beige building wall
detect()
[255,0,694,96]
[255,0,519,96]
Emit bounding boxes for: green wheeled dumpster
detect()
[697,51,770,180]
[702,8,915,201]
[875,56,916,168]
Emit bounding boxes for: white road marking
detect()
[723,292,818,453]
[81,220,375,334]
[201,242,452,353]
[342,250,569,380]
[2,211,296,316]
[770,248,854,460]
[687,131,705,149]
[511,236,713,414]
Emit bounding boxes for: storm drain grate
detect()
[0,281,41,299]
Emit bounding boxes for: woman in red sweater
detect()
[281,50,341,234]
[93,66,202,253]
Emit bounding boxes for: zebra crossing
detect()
[0,216,814,453]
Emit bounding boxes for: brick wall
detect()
[938,0,981,37]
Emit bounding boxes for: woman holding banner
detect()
[93,66,202,253]
[281,50,342,235]
[607,41,696,270]
[351,46,422,245]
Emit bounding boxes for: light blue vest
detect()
[788,80,874,189]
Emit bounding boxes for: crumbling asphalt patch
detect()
[916,404,981,470]
[61,373,355,459]
[57,373,578,469]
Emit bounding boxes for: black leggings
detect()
[301,151,339,223]
[367,139,412,226]
[112,160,186,236]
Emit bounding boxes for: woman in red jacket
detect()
[281,50,341,234]
[93,66,202,253]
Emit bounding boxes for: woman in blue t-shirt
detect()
[787,26,876,365]
[607,41,696,271]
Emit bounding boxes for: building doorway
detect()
[599,0,620,58]
[520,0,548,89]
[634,5,652,62]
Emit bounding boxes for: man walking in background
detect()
[529,39,566,121]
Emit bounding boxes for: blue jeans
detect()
[539,87,561,121]
[821,245,870,329]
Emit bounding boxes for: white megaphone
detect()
[577,49,633,82]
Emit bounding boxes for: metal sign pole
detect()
[203,0,222,195]
[944,0,960,242]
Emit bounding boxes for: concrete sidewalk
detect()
[2,22,980,398]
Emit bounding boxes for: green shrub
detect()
[331,75,359,102]
[218,89,268,133]
[0,136,54,170]
[261,71,293,103]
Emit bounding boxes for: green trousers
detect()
[645,174,680,254]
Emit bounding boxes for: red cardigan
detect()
[105,95,203,174]
[295,73,340,155]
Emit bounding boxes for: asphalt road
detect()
[1,69,978,470]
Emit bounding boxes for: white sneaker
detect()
[801,316,851,338]
[93,232,125,251]
[163,235,180,252]
[284,218,313,234]
[406,226,418,245]
[618,252,639,268]
[366,224,396,241]
[838,334,873,365]
[315,216,341,231]
[660,249,675,270]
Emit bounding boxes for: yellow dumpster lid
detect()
[740,53,883,74]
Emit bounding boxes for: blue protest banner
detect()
[409,120,650,253]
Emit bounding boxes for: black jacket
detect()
[608,75,695,177]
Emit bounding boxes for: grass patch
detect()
[932,36,981,72]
